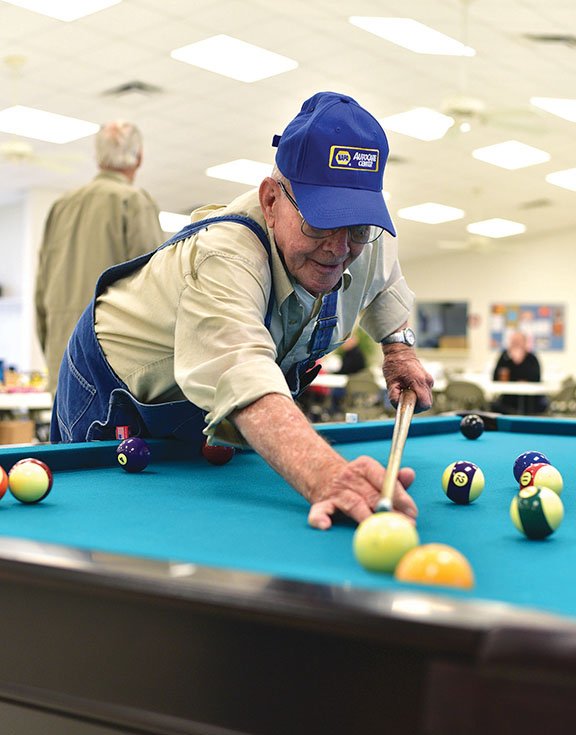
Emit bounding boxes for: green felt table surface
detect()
[1,415,575,620]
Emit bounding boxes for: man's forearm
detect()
[232,393,345,503]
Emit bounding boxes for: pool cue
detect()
[375,388,417,513]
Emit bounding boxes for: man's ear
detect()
[259,177,279,228]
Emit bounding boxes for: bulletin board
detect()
[490,304,565,351]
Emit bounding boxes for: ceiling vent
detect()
[519,197,553,210]
[523,34,576,47]
[102,80,163,97]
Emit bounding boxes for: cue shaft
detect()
[377,388,417,512]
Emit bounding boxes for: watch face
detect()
[405,329,416,346]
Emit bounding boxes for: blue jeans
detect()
[51,304,206,443]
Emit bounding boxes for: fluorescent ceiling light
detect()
[397,203,465,224]
[531,97,576,123]
[349,17,475,56]
[2,0,121,21]
[206,159,272,186]
[380,107,454,141]
[159,211,189,233]
[545,168,576,192]
[0,105,99,143]
[472,140,550,170]
[467,218,526,238]
[171,35,298,83]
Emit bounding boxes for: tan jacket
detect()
[35,170,164,394]
[95,189,414,442]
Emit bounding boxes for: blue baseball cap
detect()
[272,92,395,237]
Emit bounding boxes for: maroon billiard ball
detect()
[116,437,151,473]
[201,441,235,466]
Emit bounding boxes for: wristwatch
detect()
[381,328,416,347]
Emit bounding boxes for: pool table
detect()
[1,415,576,735]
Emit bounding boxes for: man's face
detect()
[260,179,365,296]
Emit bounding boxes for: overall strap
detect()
[285,288,339,397]
[307,290,339,366]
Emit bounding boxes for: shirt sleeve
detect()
[124,189,165,260]
[358,264,415,343]
[173,238,292,438]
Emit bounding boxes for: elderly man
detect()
[51,92,433,530]
[35,120,164,395]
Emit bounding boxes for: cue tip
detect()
[375,497,393,513]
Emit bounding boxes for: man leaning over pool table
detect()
[51,91,433,530]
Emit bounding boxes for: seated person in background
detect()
[330,333,368,415]
[337,333,367,376]
[492,331,546,414]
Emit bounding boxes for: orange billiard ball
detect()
[8,458,53,504]
[395,543,475,589]
[0,465,8,499]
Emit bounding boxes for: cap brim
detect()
[291,181,396,237]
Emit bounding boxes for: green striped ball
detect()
[510,486,564,540]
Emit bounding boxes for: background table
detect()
[0,391,52,412]
[1,416,576,734]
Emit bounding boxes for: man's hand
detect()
[307,458,417,530]
[383,345,434,412]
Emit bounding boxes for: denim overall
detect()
[51,215,339,444]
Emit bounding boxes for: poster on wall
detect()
[490,304,565,351]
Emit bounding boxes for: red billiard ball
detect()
[8,458,53,503]
[116,437,151,473]
[201,441,235,466]
[0,465,8,499]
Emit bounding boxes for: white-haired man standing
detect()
[35,121,164,395]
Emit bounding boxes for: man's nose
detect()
[322,227,350,255]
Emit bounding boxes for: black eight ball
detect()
[460,414,485,440]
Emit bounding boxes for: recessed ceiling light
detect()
[206,159,272,186]
[159,211,190,233]
[466,218,526,238]
[380,107,454,141]
[171,35,298,83]
[545,168,576,192]
[530,97,576,123]
[2,0,121,21]
[472,140,550,170]
[0,105,98,143]
[349,17,475,56]
[397,203,465,224]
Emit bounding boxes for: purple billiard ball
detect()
[116,437,151,473]
[512,450,550,483]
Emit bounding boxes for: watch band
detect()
[381,328,416,347]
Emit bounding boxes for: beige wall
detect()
[402,227,574,381]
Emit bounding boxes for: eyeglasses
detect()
[276,181,384,245]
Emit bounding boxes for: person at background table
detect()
[492,331,546,414]
[35,120,164,396]
[330,332,368,416]
[51,92,434,530]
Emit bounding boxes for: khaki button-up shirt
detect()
[95,189,414,440]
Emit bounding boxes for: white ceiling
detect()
[0,0,575,260]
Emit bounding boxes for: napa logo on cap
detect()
[329,145,380,172]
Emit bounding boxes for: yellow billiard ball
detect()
[353,512,419,573]
[395,543,475,589]
[8,458,53,504]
